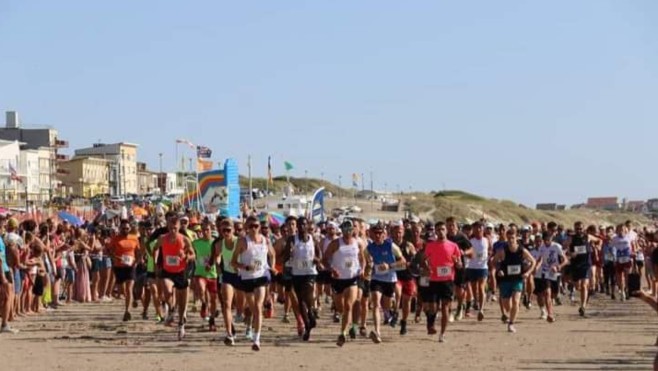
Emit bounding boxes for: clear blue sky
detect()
[1,1,657,206]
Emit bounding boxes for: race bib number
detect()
[253,259,264,271]
[296,260,312,270]
[165,256,180,266]
[476,252,484,260]
[617,256,631,264]
[344,260,354,269]
[507,265,521,275]
[198,257,210,266]
[574,245,587,255]
[419,277,430,287]
[436,266,451,277]
[375,265,389,274]
[121,255,134,266]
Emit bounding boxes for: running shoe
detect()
[448,312,455,323]
[302,329,311,342]
[0,325,19,334]
[164,313,175,327]
[477,311,484,322]
[123,311,132,322]
[507,324,517,333]
[438,334,446,343]
[337,334,346,347]
[349,326,357,339]
[547,315,555,323]
[399,320,407,336]
[359,326,367,337]
[245,327,253,341]
[501,314,508,324]
[282,315,290,324]
[235,313,244,323]
[332,313,340,323]
[578,307,585,317]
[539,308,548,320]
[389,311,399,328]
[141,311,148,320]
[224,335,235,346]
[369,331,382,344]
[209,317,217,332]
[155,315,164,324]
[252,341,261,351]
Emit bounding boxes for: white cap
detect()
[485,222,495,229]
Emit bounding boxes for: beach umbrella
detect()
[259,211,286,226]
[58,211,83,226]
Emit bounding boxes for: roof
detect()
[586,197,618,207]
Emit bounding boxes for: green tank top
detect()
[193,239,217,279]
[222,238,238,274]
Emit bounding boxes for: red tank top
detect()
[162,233,186,273]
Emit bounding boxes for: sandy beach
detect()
[1,293,655,371]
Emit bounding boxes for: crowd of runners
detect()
[0,210,656,352]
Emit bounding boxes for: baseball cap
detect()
[485,222,495,229]
[391,220,404,228]
[371,222,385,231]
[327,221,339,229]
[521,225,531,232]
[7,218,19,229]
[340,220,354,230]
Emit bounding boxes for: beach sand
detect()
[1,293,656,371]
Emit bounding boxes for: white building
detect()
[74,142,138,196]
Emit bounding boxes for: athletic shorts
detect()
[277,272,293,292]
[358,278,371,297]
[332,277,358,294]
[292,275,316,294]
[454,268,466,286]
[161,270,189,290]
[571,265,591,281]
[533,278,559,295]
[369,280,396,298]
[420,281,453,303]
[113,267,136,284]
[241,276,269,293]
[636,260,645,269]
[55,267,65,281]
[195,277,218,294]
[146,272,157,281]
[222,271,242,290]
[615,262,632,274]
[317,270,333,285]
[499,279,524,299]
[465,268,489,282]
[396,278,417,297]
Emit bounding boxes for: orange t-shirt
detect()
[111,236,140,267]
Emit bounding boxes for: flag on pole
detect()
[176,139,196,149]
[267,156,273,185]
[9,163,22,183]
[351,173,359,188]
[284,161,294,171]
[196,145,212,159]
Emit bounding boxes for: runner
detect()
[466,221,490,321]
[390,220,416,335]
[446,217,473,322]
[108,220,140,322]
[284,216,321,341]
[317,221,338,322]
[422,221,462,343]
[612,223,636,301]
[535,231,569,322]
[214,219,239,345]
[364,222,406,343]
[193,222,219,331]
[563,221,600,316]
[153,214,196,340]
[494,230,536,333]
[519,226,535,309]
[324,220,365,347]
[231,215,275,351]
[601,226,617,299]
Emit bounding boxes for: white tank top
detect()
[331,237,361,280]
[239,235,269,280]
[322,237,335,255]
[468,237,489,270]
[291,235,318,276]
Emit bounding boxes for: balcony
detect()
[55,139,69,148]
[56,154,69,161]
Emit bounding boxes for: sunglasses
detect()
[235,228,243,233]
[222,228,232,233]
[249,224,260,229]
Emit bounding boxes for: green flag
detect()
[284,161,294,171]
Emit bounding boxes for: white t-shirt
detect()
[467,237,489,270]
[536,242,563,281]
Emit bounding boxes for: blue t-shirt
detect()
[0,238,9,273]
[493,240,508,253]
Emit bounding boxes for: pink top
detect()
[425,240,462,282]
